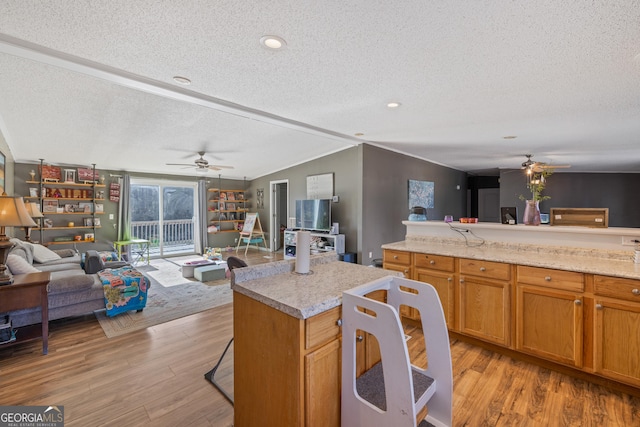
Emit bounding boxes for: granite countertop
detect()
[382,238,640,280]
[231,253,398,319]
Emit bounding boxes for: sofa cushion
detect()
[53,249,76,258]
[32,244,62,263]
[48,270,97,293]
[36,262,83,273]
[7,254,41,274]
[8,238,34,264]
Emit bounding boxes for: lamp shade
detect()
[0,196,38,227]
[24,201,44,218]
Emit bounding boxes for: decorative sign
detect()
[306,173,333,199]
[109,182,120,202]
[77,168,99,182]
[40,165,62,182]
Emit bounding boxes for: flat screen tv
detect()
[295,199,331,232]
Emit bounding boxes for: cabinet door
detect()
[459,276,510,346]
[594,298,640,387]
[383,262,411,278]
[414,269,455,330]
[305,339,341,427]
[516,284,583,367]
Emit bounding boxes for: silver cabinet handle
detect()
[356,335,364,342]
[574,299,582,306]
[545,276,552,281]
[430,260,435,265]
[480,267,486,272]
[459,278,465,283]
[632,289,640,296]
[447,277,452,282]
[596,304,603,310]
[393,255,398,259]
[336,319,342,327]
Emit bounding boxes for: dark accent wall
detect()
[247,146,362,255]
[500,171,640,227]
[361,145,468,264]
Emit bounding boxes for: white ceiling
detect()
[1,1,639,179]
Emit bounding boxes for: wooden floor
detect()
[1,251,639,426]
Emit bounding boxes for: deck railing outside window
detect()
[130,219,194,255]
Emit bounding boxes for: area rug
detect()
[95,258,232,338]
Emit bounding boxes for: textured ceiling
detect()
[0,1,639,179]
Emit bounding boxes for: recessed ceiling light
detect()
[387,102,401,108]
[173,76,191,85]
[354,133,365,137]
[260,35,287,50]
[503,135,517,139]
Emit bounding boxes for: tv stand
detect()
[283,230,345,259]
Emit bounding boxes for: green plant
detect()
[519,168,553,202]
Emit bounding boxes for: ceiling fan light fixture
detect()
[260,35,287,50]
[195,167,209,175]
[386,102,401,108]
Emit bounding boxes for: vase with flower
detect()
[519,168,553,225]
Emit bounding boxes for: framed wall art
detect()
[408,179,435,209]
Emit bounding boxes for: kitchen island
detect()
[382,220,640,394]
[231,252,398,427]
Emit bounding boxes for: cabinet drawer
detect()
[594,275,640,302]
[460,258,511,281]
[383,250,411,266]
[305,306,341,350]
[413,253,455,272]
[517,266,584,292]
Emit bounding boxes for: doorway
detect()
[130,179,198,257]
[269,180,289,252]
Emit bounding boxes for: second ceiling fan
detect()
[166,151,234,172]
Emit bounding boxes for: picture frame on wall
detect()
[43,200,58,212]
[64,169,76,183]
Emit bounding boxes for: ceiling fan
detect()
[166,151,234,172]
[521,154,571,173]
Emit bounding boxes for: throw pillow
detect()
[32,244,62,263]
[6,254,41,274]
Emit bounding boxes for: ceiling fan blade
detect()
[166,163,196,166]
[208,165,234,170]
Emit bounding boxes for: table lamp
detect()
[0,195,37,285]
[23,201,44,242]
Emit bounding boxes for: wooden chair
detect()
[342,276,453,427]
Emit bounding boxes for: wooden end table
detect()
[0,272,51,355]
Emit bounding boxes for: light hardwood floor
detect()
[1,252,638,426]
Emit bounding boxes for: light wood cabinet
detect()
[516,266,584,367]
[383,250,413,319]
[234,292,342,427]
[593,275,640,387]
[459,258,512,347]
[383,249,411,277]
[516,284,583,367]
[459,272,511,347]
[383,247,640,390]
[413,253,456,329]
